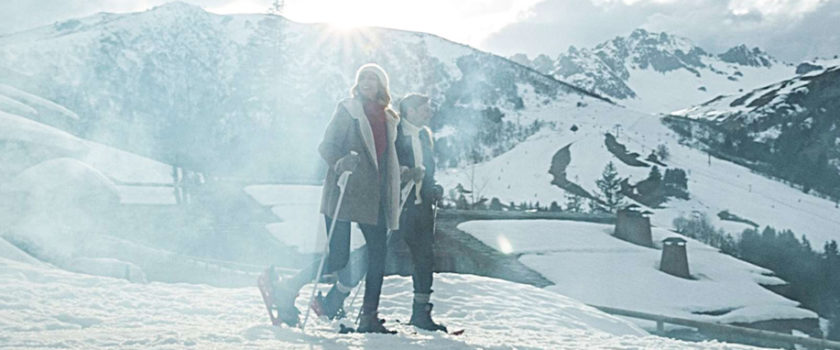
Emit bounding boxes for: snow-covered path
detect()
[0,257,766,349]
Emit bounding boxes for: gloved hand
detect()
[400,166,411,183]
[408,166,425,183]
[432,184,444,202]
[335,152,360,174]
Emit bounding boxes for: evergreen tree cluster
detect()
[434,106,546,167]
[622,166,689,207]
[674,214,840,339]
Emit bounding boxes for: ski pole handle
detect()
[338,171,352,190]
[336,151,357,190]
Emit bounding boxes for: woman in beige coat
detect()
[273,63,401,334]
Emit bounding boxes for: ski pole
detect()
[301,157,355,333]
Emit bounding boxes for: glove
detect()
[432,184,444,202]
[400,166,411,183]
[335,152,360,174]
[408,166,425,183]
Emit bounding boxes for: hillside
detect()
[0,2,605,181]
[669,65,840,199]
[435,96,840,248]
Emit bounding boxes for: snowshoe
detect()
[310,287,348,320]
[357,311,396,334]
[257,266,301,327]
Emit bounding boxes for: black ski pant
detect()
[396,201,436,296]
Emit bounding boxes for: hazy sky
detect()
[1,0,837,62]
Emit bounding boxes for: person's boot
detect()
[409,302,447,332]
[356,310,396,334]
[310,285,348,320]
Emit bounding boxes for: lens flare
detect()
[497,235,514,254]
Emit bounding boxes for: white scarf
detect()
[401,120,425,204]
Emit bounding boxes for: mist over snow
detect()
[1,1,839,349]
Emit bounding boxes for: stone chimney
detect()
[614,206,653,247]
[660,237,690,279]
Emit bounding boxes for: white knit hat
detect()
[355,63,389,89]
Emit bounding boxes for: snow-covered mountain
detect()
[512,29,797,113]
[669,65,840,199]
[0,1,604,181]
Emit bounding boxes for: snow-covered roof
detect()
[3,157,119,204]
[0,110,87,155]
[460,219,817,325]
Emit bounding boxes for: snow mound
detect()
[80,144,173,185]
[0,110,87,156]
[65,257,147,283]
[3,157,119,204]
[0,84,80,120]
[0,258,764,349]
[0,158,120,268]
[0,237,43,265]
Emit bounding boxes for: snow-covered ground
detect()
[1,255,772,349]
[437,96,840,247]
[459,219,816,326]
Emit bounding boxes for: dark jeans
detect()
[286,211,387,313]
[397,200,436,296]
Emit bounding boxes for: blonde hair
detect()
[350,64,392,107]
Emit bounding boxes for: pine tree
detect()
[268,0,285,15]
[649,166,662,183]
[456,195,470,210]
[596,161,624,212]
[565,192,583,213]
[656,144,670,161]
[489,197,503,211]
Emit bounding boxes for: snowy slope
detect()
[515,29,796,114]
[671,66,835,127]
[459,219,816,325]
[623,60,792,115]
[436,96,840,247]
[1,256,772,349]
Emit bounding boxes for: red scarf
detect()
[363,99,387,162]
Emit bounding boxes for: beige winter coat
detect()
[318,97,401,230]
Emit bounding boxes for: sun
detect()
[284,1,384,31]
[325,18,365,31]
